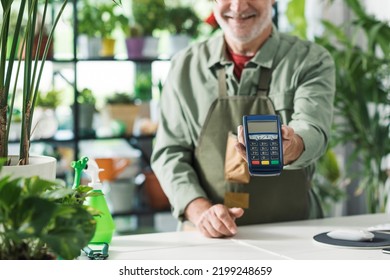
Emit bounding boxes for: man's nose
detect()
[229,0,251,13]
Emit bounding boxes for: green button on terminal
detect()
[271,160,279,165]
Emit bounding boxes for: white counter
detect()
[81,213,390,260]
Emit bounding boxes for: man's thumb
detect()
[228,207,244,219]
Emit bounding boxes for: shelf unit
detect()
[32,0,172,232]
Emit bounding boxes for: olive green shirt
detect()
[151,27,335,219]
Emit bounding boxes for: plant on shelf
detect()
[36,89,62,109]
[128,0,167,58]
[165,6,201,57]
[0,160,97,259]
[314,0,390,213]
[77,0,128,58]
[166,6,201,39]
[76,88,96,137]
[106,92,136,105]
[134,72,152,101]
[123,23,145,58]
[0,0,68,166]
[77,88,96,105]
[104,92,140,136]
[131,0,167,37]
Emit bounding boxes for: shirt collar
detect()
[207,24,280,70]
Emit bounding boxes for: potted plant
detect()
[166,6,201,57]
[0,0,68,178]
[124,23,145,59]
[134,71,152,101]
[77,0,102,58]
[131,0,167,58]
[30,89,62,140]
[96,1,128,57]
[313,0,390,213]
[77,0,128,58]
[0,160,97,259]
[77,88,96,137]
[104,92,139,135]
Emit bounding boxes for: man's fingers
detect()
[197,205,241,238]
[228,207,244,219]
[236,125,247,161]
[237,125,245,144]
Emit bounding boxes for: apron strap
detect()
[257,66,272,97]
[217,66,273,97]
[217,67,228,97]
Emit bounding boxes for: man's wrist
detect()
[184,197,212,225]
[287,134,305,164]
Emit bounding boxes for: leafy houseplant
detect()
[36,89,62,109]
[131,0,166,37]
[134,72,152,101]
[165,6,201,57]
[0,0,68,165]
[106,92,136,105]
[314,0,390,213]
[285,0,390,214]
[77,88,96,137]
[166,6,201,39]
[0,160,97,259]
[105,92,139,135]
[130,0,167,58]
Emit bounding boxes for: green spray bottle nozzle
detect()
[71,156,89,189]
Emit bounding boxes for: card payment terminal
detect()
[243,114,283,176]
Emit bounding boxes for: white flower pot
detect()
[1,155,57,180]
[142,36,160,58]
[166,34,190,57]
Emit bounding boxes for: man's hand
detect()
[184,198,244,238]
[235,124,304,165]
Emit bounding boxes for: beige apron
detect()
[194,66,320,225]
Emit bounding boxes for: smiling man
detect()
[151,0,335,238]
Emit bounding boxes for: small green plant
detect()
[77,88,96,105]
[124,23,144,38]
[106,92,136,105]
[36,89,62,109]
[134,72,152,101]
[166,7,201,38]
[77,1,101,37]
[0,160,97,259]
[131,0,167,36]
[78,0,128,38]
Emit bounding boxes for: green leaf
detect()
[15,197,58,236]
[43,206,96,260]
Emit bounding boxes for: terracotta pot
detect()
[94,157,130,182]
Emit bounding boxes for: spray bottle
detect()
[82,157,116,244]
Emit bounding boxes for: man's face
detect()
[213,0,275,45]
